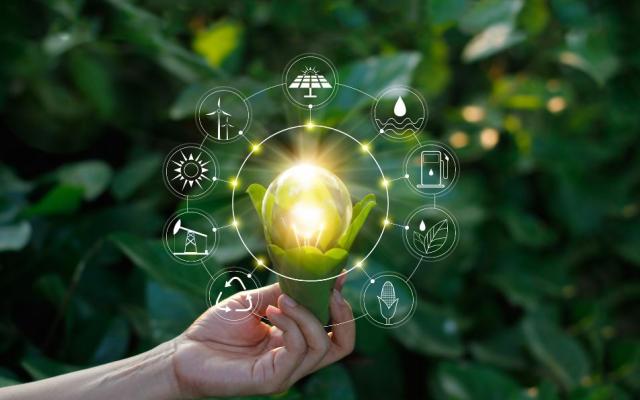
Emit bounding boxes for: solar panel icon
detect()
[288,66,332,98]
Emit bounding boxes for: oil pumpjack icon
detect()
[171,219,209,256]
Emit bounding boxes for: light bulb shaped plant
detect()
[247,164,376,324]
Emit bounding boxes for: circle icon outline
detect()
[195,86,252,143]
[231,124,389,283]
[282,53,339,110]
[162,143,219,199]
[371,85,428,142]
[162,208,219,265]
[206,267,262,323]
[402,205,459,261]
[360,271,417,329]
[403,140,460,197]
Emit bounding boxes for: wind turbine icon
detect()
[206,98,233,140]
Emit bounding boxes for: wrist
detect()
[90,339,181,400]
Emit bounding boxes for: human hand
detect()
[171,276,354,398]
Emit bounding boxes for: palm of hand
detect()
[173,291,283,398]
[171,282,355,398]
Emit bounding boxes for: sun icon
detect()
[171,150,212,190]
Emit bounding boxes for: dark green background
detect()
[1,0,639,399]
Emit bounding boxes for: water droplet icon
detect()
[393,96,406,117]
[429,168,434,176]
[419,220,426,231]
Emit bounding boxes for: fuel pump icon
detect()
[417,150,449,189]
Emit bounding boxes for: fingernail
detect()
[333,289,345,304]
[281,294,297,308]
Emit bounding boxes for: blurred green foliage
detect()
[1,0,639,399]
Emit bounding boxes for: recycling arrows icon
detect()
[215,276,253,312]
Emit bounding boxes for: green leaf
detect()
[434,362,522,400]
[146,281,201,343]
[392,301,463,358]
[458,0,524,33]
[430,0,468,26]
[337,194,376,250]
[55,160,113,201]
[91,317,130,365]
[0,367,20,387]
[0,221,31,251]
[470,328,526,370]
[518,0,549,36]
[192,20,243,68]
[24,184,84,216]
[111,153,162,201]
[21,350,79,380]
[559,29,620,85]
[522,317,590,391]
[568,384,632,400]
[462,22,526,63]
[326,53,421,117]
[303,364,356,400]
[111,233,215,299]
[246,183,267,220]
[68,49,116,119]
[501,208,557,248]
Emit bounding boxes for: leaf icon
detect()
[413,231,426,252]
[421,219,448,255]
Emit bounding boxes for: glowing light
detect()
[361,143,370,153]
[462,105,485,122]
[264,163,352,251]
[480,128,500,149]
[355,260,363,268]
[306,120,314,130]
[251,143,261,152]
[547,96,566,113]
[449,130,469,148]
[383,219,390,226]
[230,179,238,188]
[381,178,389,188]
[291,203,324,245]
[256,257,266,267]
[404,173,409,179]
[232,219,239,227]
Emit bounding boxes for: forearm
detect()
[0,340,180,400]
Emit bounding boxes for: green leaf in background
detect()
[559,29,620,85]
[458,0,524,33]
[302,364,356,400]
[55,161,113,201]
[430,0,468,26]
[522,317,590,391]
[91,317,130,365]
[328,52,422,117]
[392,301,463,358]
[0,221,31,251]
[111,153,162,201]
[0,367,20,388]
[501,208,557,248]
[462,22,526,63]
[20,350,80,381]
[111,233,216,299]
[434,362,522,400]
[146,281,200,343]
[68,49,117,120]
[24,184,84,216]
[192,20,243,68]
